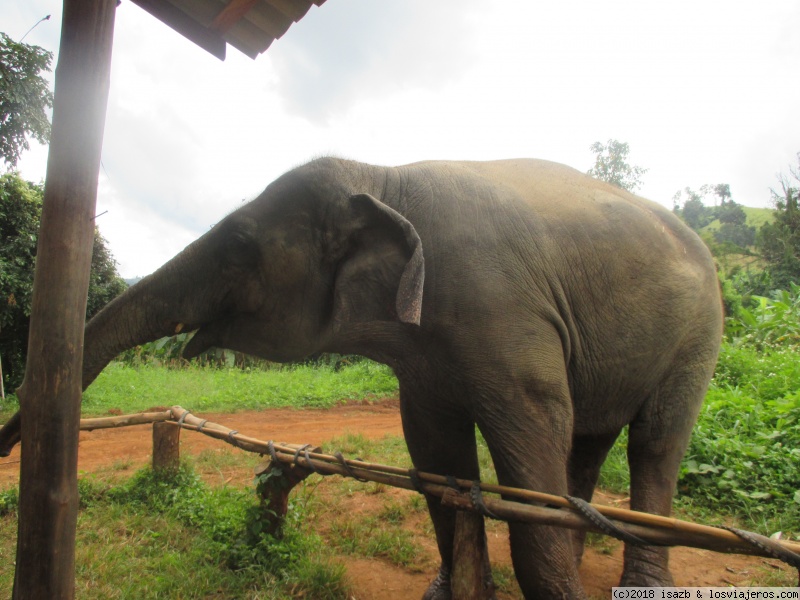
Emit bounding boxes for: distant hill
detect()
[699,206,774,273]
[701,206,774,233]
[124,277,142,286]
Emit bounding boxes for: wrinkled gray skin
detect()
[4,158,723,598]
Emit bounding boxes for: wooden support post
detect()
[451,510,495,600]
[254,444,320,537]
[13,1,116,598]
[152,422,181,474]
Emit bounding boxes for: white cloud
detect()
[271,0,480,123]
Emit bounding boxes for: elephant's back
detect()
[399,158,713,278]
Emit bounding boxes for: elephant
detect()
[0,157,723,598]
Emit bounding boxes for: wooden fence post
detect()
[254,444,320,536]
[451,510,495,600]
[152,422,181,473]
[13,1,116,598]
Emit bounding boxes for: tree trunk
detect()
[13,1,116,598]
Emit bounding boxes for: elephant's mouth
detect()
[181,321,222,359]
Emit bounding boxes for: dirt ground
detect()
[0,400,793,599]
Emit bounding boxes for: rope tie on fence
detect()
[334,451,368,482]
[176,410,192,427]
[722,526,800,579]
[226,430,240,448]
[267,441,284,474]
[303,445,318,474]
[470,480,501,520]
[446,475,460,491]
[196,419,208,433]
[565,495,655,547]
[292,444,312,468]
[408,468,425,494]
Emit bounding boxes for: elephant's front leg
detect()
[399,385,496,600]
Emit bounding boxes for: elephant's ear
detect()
[331,193,424,326]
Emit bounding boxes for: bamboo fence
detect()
[66,404,800,569]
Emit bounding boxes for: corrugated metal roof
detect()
[130,0,327,60]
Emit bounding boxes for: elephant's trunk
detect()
[0,241,223,456]
[81,270,185,389]
[82,240,224,388]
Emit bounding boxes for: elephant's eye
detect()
[222,218,259,268]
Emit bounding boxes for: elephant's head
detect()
[0,159,424,456]
[81,160,424,388]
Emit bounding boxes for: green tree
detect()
[717,199,747,226]
[700,183,731,206]
[0,172,127,391]
[716,221,755,248]
[714,197,754,247]
[672,184,754,248]
[673,187,713,230]
[586,139,648,192]
[0,32,54,168]
[757,153,800,289]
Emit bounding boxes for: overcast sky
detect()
[5,0,800,278]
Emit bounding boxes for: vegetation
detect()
[78,359,398,415]
[586,139,648,192]
[672,152,800,299]
[0,28,127,393]
[0,172,127,392]
[0,32,53,168]
[757,155,800,290]
[687,284,800,524]
[672,184,760,270]
[1,464,349,598]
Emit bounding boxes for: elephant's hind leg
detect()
[398,381,494,600]
[621,364,712,587]
[567,431,621,566]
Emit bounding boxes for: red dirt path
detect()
[0,400,792,599]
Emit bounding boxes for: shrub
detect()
[725,283,800,349]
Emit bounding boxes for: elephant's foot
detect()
[422,565,451,600]
[422,563,497,600]
[620,546,674,587]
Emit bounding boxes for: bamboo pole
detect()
[80,410,172,431]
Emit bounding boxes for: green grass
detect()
[0,360,399,421]
[1,464,350,599]
[328,517,419,568]
[288,433,433,573]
